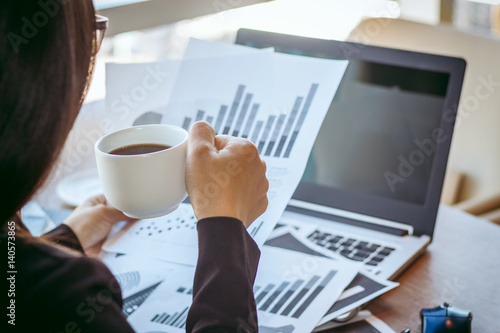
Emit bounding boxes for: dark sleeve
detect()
[42,224,85,254]
[186,217,261,333]
[17,251,136,333]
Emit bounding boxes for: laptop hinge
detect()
[288,199,414,236]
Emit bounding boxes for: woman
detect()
[0,1,268,332]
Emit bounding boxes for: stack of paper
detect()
[264,224,399,331]
[96,39,397,332]
[103,38,348,249]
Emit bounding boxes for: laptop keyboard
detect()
[307,230,396,266]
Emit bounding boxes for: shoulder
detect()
[17,235,122,301]
[18,235,118,296]
[14,237,128,332]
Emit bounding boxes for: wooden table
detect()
[365,205,500,333]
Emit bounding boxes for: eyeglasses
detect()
[94,14,109,54]
[82,14,109,103]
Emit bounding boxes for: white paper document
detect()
[318,271,398,325]
[314,310,396,333]
[254,247,359,333]
[126,265,196,333]
[161,39,348,248]
[100,252,187,318]
[104,39,273,131]
[264,226,398,325]
[123,246,359,333]
[105,60,181,129]
[103,39,349,262]
[103,204,200,265]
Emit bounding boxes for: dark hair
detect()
[0,0,96,224]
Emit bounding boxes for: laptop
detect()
[236,29,466,280]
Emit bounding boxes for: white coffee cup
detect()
[95,124,188,219]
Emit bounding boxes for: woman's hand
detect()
[186,121,269,228]
[63,194,135,257]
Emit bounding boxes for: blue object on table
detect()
[421,303,472,333]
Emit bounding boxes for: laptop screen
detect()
[302,60,450,206]
[236,29,466,236]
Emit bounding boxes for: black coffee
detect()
[109,143,171,156]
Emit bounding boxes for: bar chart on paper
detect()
[254,246,359,333]
[127,267,196,333]
[104,42,350,259]
[180,83,319,159]
[255,270,337,319]
[147,284,193,328]
[150,306,189,329]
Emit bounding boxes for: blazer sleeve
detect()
[42,224,85,254]
[16,246,136,333]
[186,217,261,333]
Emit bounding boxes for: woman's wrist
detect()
[193,203,246,227]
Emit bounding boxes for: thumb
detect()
[188,121,216,154]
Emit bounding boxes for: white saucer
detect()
[56,169,103,207]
